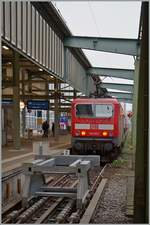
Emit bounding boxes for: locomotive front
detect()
[71,98,121,161]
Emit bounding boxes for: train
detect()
[71,97,129,162]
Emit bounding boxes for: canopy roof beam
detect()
[103,83,133,92]
[64,36,140,56]
[117,98,132,104]
[109,91,133,100]
[87,67,134,80]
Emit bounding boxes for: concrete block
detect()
[33,141,49,155]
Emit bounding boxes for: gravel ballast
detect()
[91,166,133,224]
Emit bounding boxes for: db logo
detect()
[90,124,98,129]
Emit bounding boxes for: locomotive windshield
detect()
[76,104,113,118]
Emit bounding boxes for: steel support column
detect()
[12,51,20,149]
[54,79,59,141]
[28,75,32,99]
[21,108,26,138]
[27,74,32,137]
[21,69,26,137]
[132,59,139,150]
[46,82,50,127]
[134,3,148,223]
[64,36,140,56]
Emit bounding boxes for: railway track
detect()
[3,163,108,224]
[2,167,24,182]
[30,178,79,224]
[2,173,77,224]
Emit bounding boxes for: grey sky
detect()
[53,1,141,110]
[54,1,141,68]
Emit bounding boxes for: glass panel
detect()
[27,2,31,55]
[43,19,46,66]
[2,2,3,36]
[95,104,113,118]
[35,10,39,61]
[49,27,52,69]
[39,15,42,64]
[5,2,11,41]
[22,2,27,52]
[61,41,64,77]
[76,104,113,118]
[76,104,94,118]
[31,5,35,58]
[17,1,21,48]
[46,23,49,68]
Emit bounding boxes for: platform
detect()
[2,134,71,173]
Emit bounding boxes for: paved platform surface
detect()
[2,134,71,173]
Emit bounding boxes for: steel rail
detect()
[69,165,108,223]
[33,180,78,224]
[79,178,108,224]
[2,174,68,223]
[3,165,106,224]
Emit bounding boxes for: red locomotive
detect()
[71,97,128,162]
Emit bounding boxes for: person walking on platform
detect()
[42,121,49,137]
[52,122,55,137]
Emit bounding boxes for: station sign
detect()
[2,99,13,104]
[60,116,68,130]
[27,100,49,110]
[60,116,68,123]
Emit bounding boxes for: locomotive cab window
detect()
[76,104,94,118]
[76,104,113,118]
[95,104,113,118]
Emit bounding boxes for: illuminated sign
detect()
[27,100,49,110]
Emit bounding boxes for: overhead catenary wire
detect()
[87,0,101,37]
[87,1,114,88]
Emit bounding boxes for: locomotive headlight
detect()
[102,131,108,137]
[81,131,86,136]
